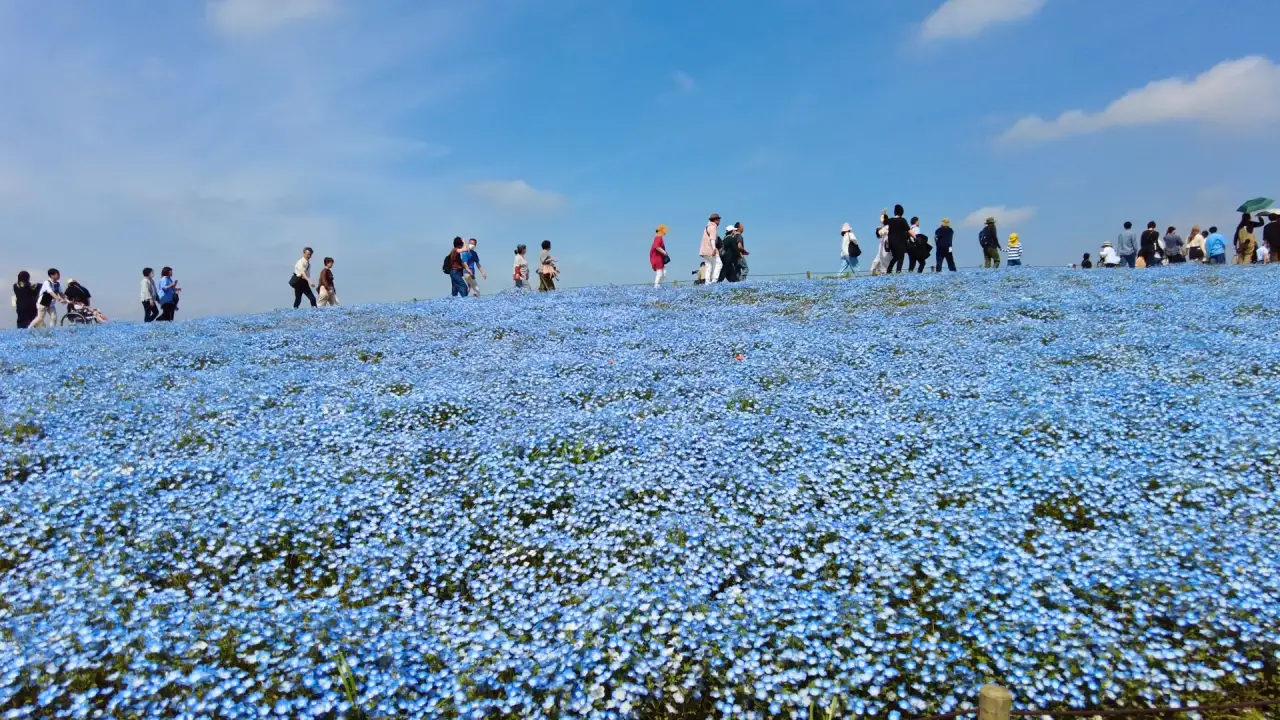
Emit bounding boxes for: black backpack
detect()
[848,239,861,258]
[442,253,453,275]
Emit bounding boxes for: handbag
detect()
[288,274,301,287]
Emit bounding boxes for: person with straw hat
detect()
[934,218,956,272]
[651,224,671,287]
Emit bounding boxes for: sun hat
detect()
[709,213,721,221]
[941,218,950,227]
[841,223,852,233]
[985,217,996,225]
[656,224,669,235]
[1009,233,1019,243]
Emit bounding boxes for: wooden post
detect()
[806,271,812,280]
[978,685,1012,720]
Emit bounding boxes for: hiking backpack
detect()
[442,253,453,275]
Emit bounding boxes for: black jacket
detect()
[934,226,954,252]
[12,282,39,313]
[979,226,999,250]
[885,216,911,251]
[64,282,91,304]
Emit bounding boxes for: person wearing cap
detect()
[650,225,671,288]
[839,223,859,275]
[1006,234,1023,267]
[934,218,956,272]
[1098,242,1121,268]
[1115,222,1138,268]
[699,213,723,284]
[979,217,1001,269]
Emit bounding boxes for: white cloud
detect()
[1000,56,1280,144]
[673,71,695,92]
[207,0,334,36]
[921,0,1044,40]
[962,206,1036,228]
[466,180,565,213]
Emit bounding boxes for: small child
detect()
[694,262,708,285]
[1006,234,1023,267]
[1081,253,1093,269]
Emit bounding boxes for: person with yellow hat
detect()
[934,218,956,272]
[1006,233,1023,267]
[650,224,671,287]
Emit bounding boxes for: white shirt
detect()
[294,257,311,280]
[141,277,158,302]
[38,280,60,307]
[841,231,857,256]
[1099,246,1121,265]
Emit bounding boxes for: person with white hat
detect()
[699,213,723,284]
[1099,241,1121,268]
[839,223,860,275]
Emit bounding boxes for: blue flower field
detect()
[2,269,1279,719]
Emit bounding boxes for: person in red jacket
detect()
[650,224,670,287]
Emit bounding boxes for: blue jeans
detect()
[840,256,859,274]
[1209,254,1226,265]
[449,270,469,297]
[1120,253,1136,268]
[1007,259,1022,267]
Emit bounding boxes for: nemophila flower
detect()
[1,270,1279,717]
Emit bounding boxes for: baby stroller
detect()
[62,302,106,326]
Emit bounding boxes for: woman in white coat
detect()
[869,211,892,276]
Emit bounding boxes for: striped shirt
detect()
[1006,244,1023,261]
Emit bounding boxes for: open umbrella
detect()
[1237,197,1274,214]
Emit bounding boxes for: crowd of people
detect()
[1091,212,1280,269]
[12,210,1280,327]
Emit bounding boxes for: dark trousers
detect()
[1120,253,1136,268]
[293,283,317,308]
[159,302,176,321]
[449,270,469,297]
[16,309,35,329]
[935,249,956,272]
[908,255,927,273]
[721,254,741,282]
[1167,254,1186,264]
[143,301,159,323]
[888,246,906,273]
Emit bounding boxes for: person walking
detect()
[979,217,1001,268]
[1263,213,1280,264]
[651,225,671,287]
[513,245,530,290]
[157,267,180,320]
[462,239,487,296]
[140,268,160,322]
[1163,227,1186,264]
[29,269,64,329]
[870,212,891,275]
[717,222,742,282]
[446,237,469,297]
[12,271,40,329]
[699,213,723,284]
[291,247,317,308]
[907,217,931,273]
[1186,226,1206,262]
[537,240,557,292]
[1116,222,1139,268]
[839,223,860,275]
[934,218,956,272]
[1204,227,1228,265]
[1006,234,1023,267]
[317,257,338,306]
[884,205,911,274]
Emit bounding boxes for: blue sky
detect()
[2,0,1279,320]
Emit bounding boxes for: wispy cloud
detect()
[920,0,1045,40]
[206,0,334,36]
[962,206,1036,228]
[673,71,695,92]
[1000,56,1280,144]
[466,180,565,213]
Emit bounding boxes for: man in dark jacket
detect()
[934,218,956,272]
[1264,213,1280,263]
[979,217,1001,268]
[884,205,911,273]
[1140,221,1161,267]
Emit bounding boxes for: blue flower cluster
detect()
[2,268,1279,719]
